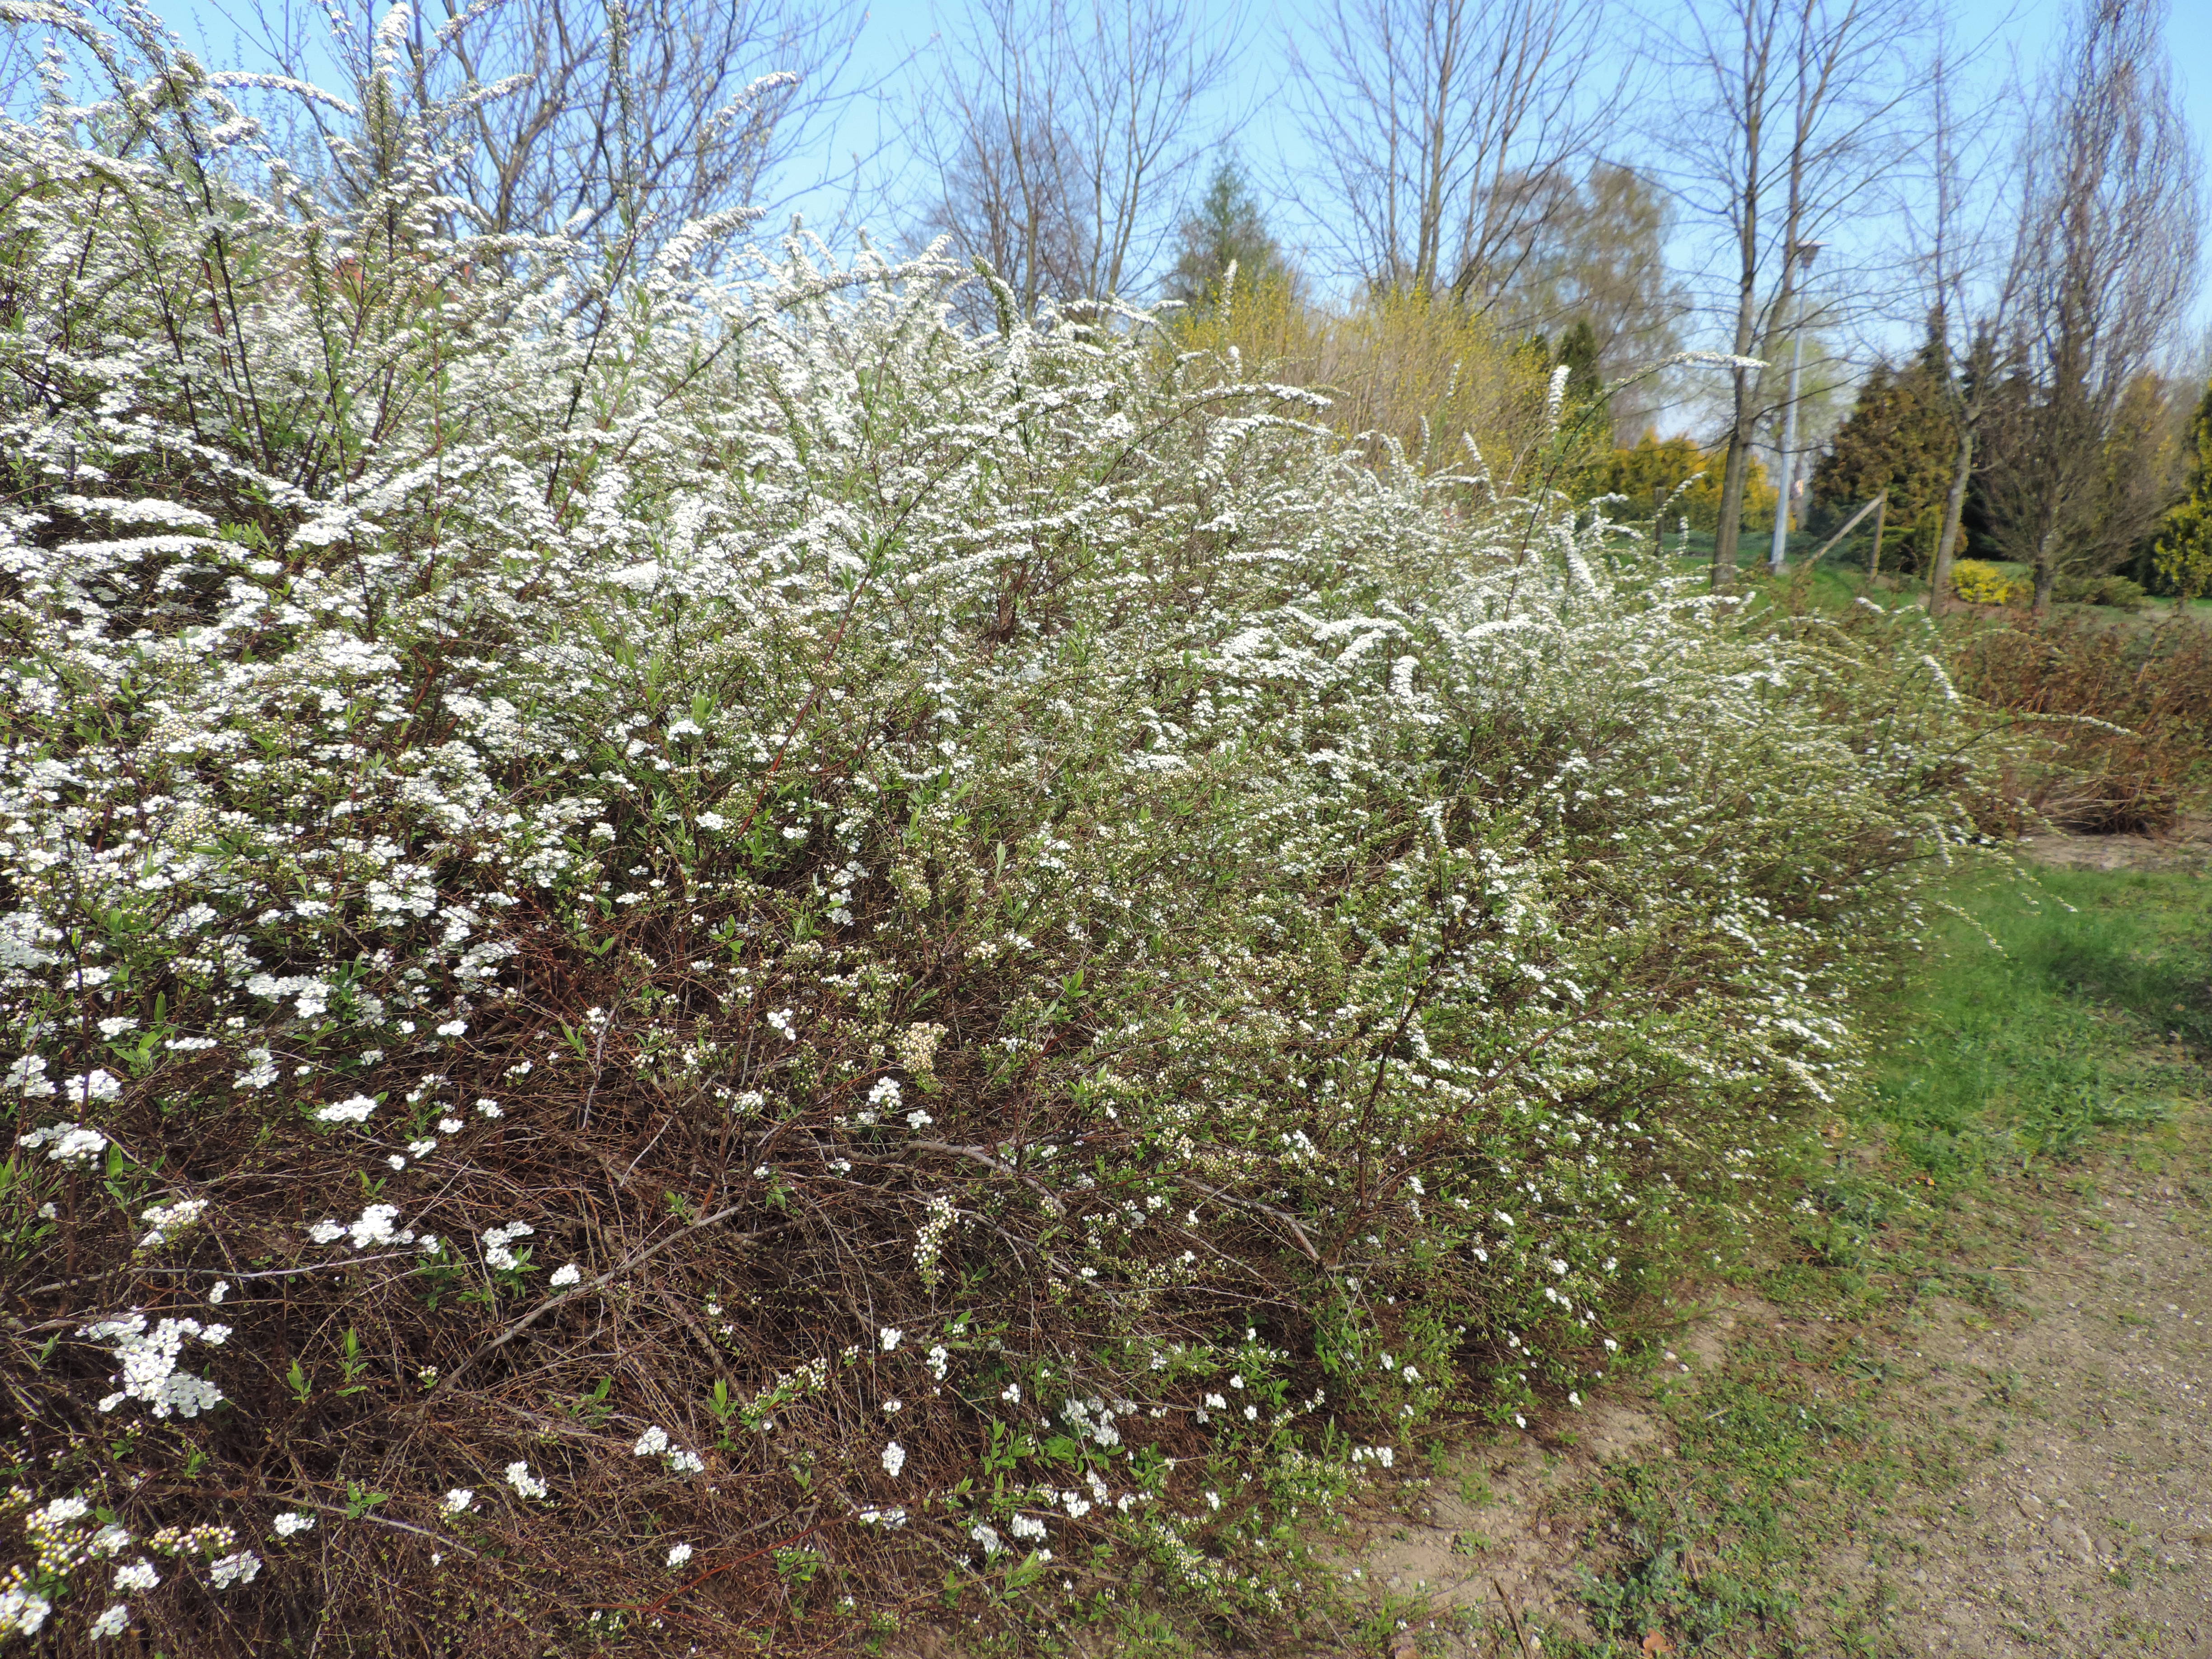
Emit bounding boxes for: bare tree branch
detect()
[1978,0,2204,615]
[909,0,1242,323]
[1290,0,1623,306]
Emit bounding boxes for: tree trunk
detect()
[1929,422,1975,615]
[2033,525,2058,618]
[1712,368,1752,591]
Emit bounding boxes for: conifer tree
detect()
[1809,326,1960,571]
[1164,156,1289,308]
[2153,378,2212,605]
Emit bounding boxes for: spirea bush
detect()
[0,10,1989,1651]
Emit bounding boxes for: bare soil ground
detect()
[1340,828,2212,1659]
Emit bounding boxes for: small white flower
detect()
[549,1263,581,1288]
[209,1280,229,1304]
[66,1068,123,1104]
[272,1511,314,1538]
[882,1397,903,1414]
[316,1095,378,1124]
[633,1426,670,1457]
[881,1441,906,1478]
[208,1551,261,1589]
[879,1325,902,1351]
[475,1098,502,1118]
[1001,1382,1021,1404]
[435,1020,467,1037]
[669,1450,705,1474]
[905,1109,933,1130]
[666,1542,694,1568]
[112,1561,159,1593]
[439,1116,464,1134]
[505,1462,548,1500]
[89,1605,130,1640]
[443,1489,474,1514]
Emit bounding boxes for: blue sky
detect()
[163,0,2212,403]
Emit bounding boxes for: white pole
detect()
[1769,242,1819,572]
[1769,296,1804,571]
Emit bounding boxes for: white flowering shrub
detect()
[0,5,1989,1649]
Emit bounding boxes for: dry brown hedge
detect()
[1950,612,2212,833]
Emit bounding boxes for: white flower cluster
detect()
[480,1223,535,1271]
[307,1204,415,1251]
[15,1120,110,1166]
[78,1314,230,1418]
[631,1425,705,1475]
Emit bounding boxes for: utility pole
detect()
[1769,241,1822,572]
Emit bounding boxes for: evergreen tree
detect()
[2153,378,2212,604]
[1557,318,1603,404]
[1164,156,1289,308]
[1809,323,1960,570]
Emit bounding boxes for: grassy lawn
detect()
[1655,541,2212,628]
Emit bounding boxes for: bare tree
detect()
[1659,0,1921,590]
[1482,162,1693,440]
[1978,0,2203,616]
[910,0,1242,322]
[1908,22,2029,615]
[218,0,869,254]
[1290,0,1620,305]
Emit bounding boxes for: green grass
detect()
[1869,866,2211,1182]
[1656,540,2212,626]
[1512,863,2212,1659]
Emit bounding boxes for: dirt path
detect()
[1832,1173,2212,1657]
[1343,1138,2212,1659]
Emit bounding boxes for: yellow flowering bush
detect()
[1952,559,2020,605]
